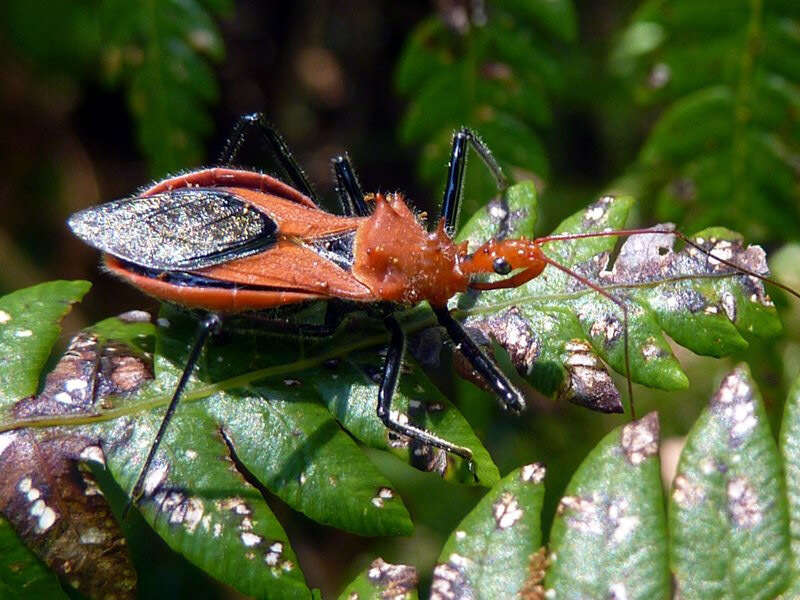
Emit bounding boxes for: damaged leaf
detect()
[0,290,138,599]
[0,278,500,597]
[0,515,66,599]
[781,373,800,596]
[337,558,418,600]
[456,184,782,413]
[431,463,546,599]
[670,365,790,599]
[545,412,668,599]
[0,280,90,402]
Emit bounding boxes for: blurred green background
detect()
[1,1,799,597]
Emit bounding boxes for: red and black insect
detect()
[68,113,797,509]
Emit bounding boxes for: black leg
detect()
[123,313,223,517]
[332,154,369,217]
[377,315,475,474]
[433,306,526,414]
[219,112,319,204]
[440,127,509,236]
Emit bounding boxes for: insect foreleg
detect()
[433,306,526,414]
[124,312,223,517]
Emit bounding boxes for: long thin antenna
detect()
[536,228,800,300]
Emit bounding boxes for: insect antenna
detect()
[536,227,800,301]
[531,224,800,420]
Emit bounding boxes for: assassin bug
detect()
[68,113,799,510]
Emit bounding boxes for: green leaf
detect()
[0,281,91,403]
[45,312,313,599]
[614,0,800,240]
[457,190,781,412]
[670,365,790,599]
[395,1,576,213]
[337,558,418,600]
[545,412,668,599]
[432,463,546,598]
[779,372,800,595]
[0,515,66,600]
[100,0,230,176]
[94,307,416,539]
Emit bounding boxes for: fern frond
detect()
[613,0,800,240]
[395,0,576,213]
[101,0,231,176]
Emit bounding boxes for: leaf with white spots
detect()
[545,412,669,599]
[314,351,500,486]
[0,514,67,599]
[457,188,783,414]
[431,463,546,599]
[337,558,418,600]
[0,328,141,599]
[0,281,91,404]
[120,307,414,538]
[781,373,800,596]
[670,365,790,599]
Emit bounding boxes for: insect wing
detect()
[68,188,278,270]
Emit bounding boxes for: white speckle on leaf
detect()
[0,431,19,457]
[609,582,629,600]
[157,318,170,328]
[493,492,523,529]
[36,506,57,532]
[65,379,88,392]
[80,527,108,545]
[672,474,704,508]
[621,413,659,465]
[183,498,204,533]
[79,445,105,465]
[54,391,75,405]
[241,532,262,547]
[721,292,736,321]
[520,462,546,483]
[455,530,466,540]
[15,329,33,338]
[143,461,169,496]
[728,476,761,528]
[0,310,11,323]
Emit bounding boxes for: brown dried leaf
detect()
[0,329,152,599]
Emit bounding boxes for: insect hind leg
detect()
[219,113,319,204]
[123,312,223,517]
[378,315,476,478]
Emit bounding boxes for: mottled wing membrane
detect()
[68,188,278,270]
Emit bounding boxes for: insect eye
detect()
[493,257,512,275]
